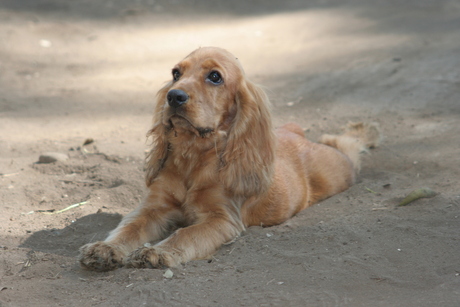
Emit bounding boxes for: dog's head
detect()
[146,47,275,196]
[160,47,243,138]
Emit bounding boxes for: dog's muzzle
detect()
[167,89,189,108]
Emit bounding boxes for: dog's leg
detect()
[125,187,243,268]
[78,184,185,272]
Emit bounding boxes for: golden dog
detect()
[79,47,380,271]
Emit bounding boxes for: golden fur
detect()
[79,47,380,271]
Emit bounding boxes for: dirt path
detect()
[1,1,459,306]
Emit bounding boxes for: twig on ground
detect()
[27,201,88,215]
[0,172,20,177]
[365,186,378,194]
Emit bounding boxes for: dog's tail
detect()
[318,122,381,172]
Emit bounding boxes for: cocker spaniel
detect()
[79,47,380,271]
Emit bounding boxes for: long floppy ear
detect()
[145,84,171,187]
[220,79,276,197]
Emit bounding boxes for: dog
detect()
[79,47,380,271]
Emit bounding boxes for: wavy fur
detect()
[220,79,275,197]
[78,47,380,271]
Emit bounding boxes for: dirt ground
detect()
[1,0,459,306]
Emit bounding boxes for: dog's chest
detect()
[169,147,219,186]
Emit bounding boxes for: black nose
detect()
[167,89,189,108]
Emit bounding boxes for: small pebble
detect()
[163,269,174,279]
[40,39,52,48]
[38,152,69,163]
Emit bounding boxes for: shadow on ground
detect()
[20,212,122,257]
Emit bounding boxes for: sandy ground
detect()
[1,0,459,306]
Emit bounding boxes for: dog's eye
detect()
[172,69,181,82]
[207,71,223,85]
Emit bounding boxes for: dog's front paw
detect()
[125,245,181,269]
[78,241,125,272]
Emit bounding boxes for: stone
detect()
[38,152,69,163]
